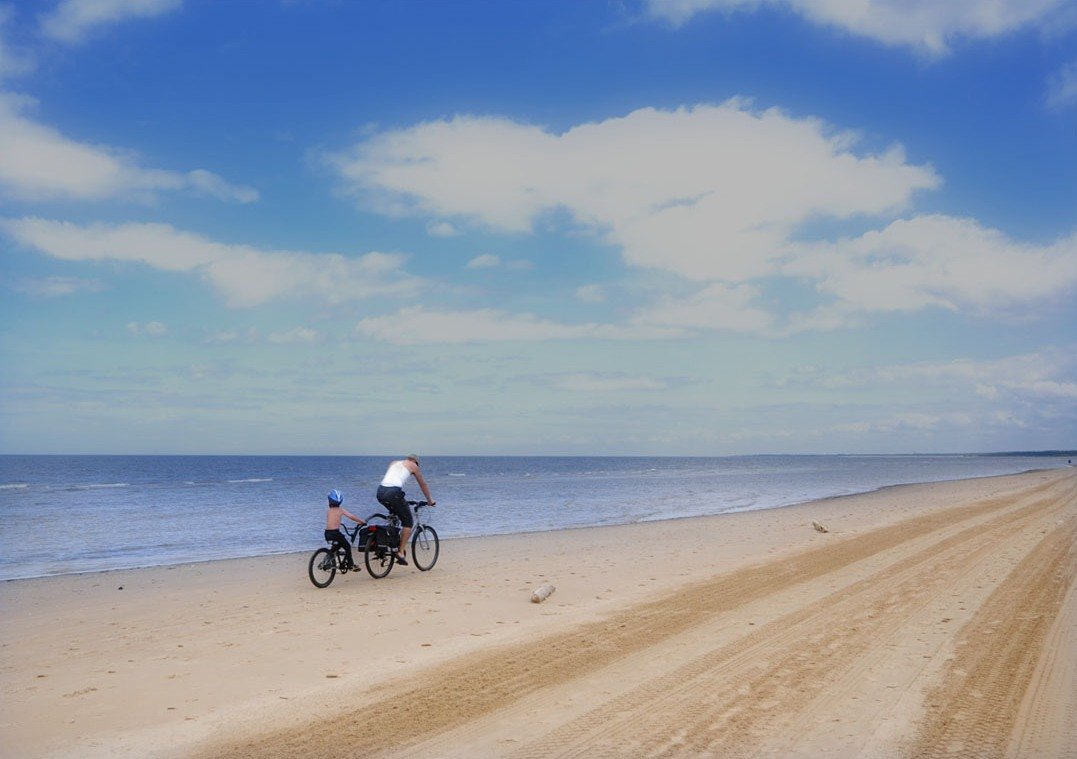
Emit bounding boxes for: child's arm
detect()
[342,508,365,525]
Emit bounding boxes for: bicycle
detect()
[362,500,440,579]
[307,520,364,589]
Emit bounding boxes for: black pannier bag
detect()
[381,525,401,548]
[363,524,399,550]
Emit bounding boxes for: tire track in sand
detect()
[1007,577,1077,758]
[909,509,1077,758]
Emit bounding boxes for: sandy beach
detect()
[2,468,1074,758]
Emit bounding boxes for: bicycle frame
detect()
[339,520,362,543]
[367,500,430,533]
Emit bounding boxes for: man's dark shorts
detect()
[376,485,414,528]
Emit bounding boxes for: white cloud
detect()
[466,253,500,269]
[331,102,938,284]
[777,303,866,336]
[354,306,676,345]
[40,0,183,44]
[185,169,259,204]
[725,406,1045,446]
[426,221,458,237]
[829,412,972,435]
[204,330,240,345]
[644,0,1066,57]
[786,348,1077,402]
[881,351,1077,401]
[1047,59,1077,109]
[644,0,725,27]
[2,217,421,307]
[0,92,258,202]
[465,253,533,270]
[126,320,166,336]
[551,373,666,392]
[268,327,321,344]
[204,328,258,345]
[630,282,775,333]
[785,215,1077,318]
[13,275,104,297]
[576,284,606,303]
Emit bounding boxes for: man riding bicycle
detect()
[375,454,435,566]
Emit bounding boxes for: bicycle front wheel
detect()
[411,525,439,571]
[308,547,336,588]
[364,544,395,579]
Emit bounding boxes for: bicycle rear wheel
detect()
[308,547,336,588]
[411,525,439,571]
[364,543,395,579]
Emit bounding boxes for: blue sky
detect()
[1,0,1075,455]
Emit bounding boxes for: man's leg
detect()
[389,491,413,560]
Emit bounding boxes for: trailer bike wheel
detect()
[411,525,439,571]
[308,547,336,588]
[364,544,395,579]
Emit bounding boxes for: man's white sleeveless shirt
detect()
[380,460,413,488]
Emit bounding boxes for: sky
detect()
[0,0,1075,456]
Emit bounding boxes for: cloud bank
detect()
[333,102,1077,339]
[333,101,939,284]
[13,275,104,297]
[40,0,183,44]
[848,350,1077,401]
[0,92,257,203]
[2,218,419,307]
[644,0,1067,56]
[355,306,675,345]
[786,215,1077,318]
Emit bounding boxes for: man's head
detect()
[406,454,420,466]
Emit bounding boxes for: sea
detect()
[0,453,1071,582]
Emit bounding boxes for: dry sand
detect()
[1,468,1074,758]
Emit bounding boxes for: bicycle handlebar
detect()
[406,500,429,507]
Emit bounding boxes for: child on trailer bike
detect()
[324,489,365,570]
[375,454,435,566]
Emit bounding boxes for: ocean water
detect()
[0,453,1069,581]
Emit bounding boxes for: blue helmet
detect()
[327,489,343,505]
